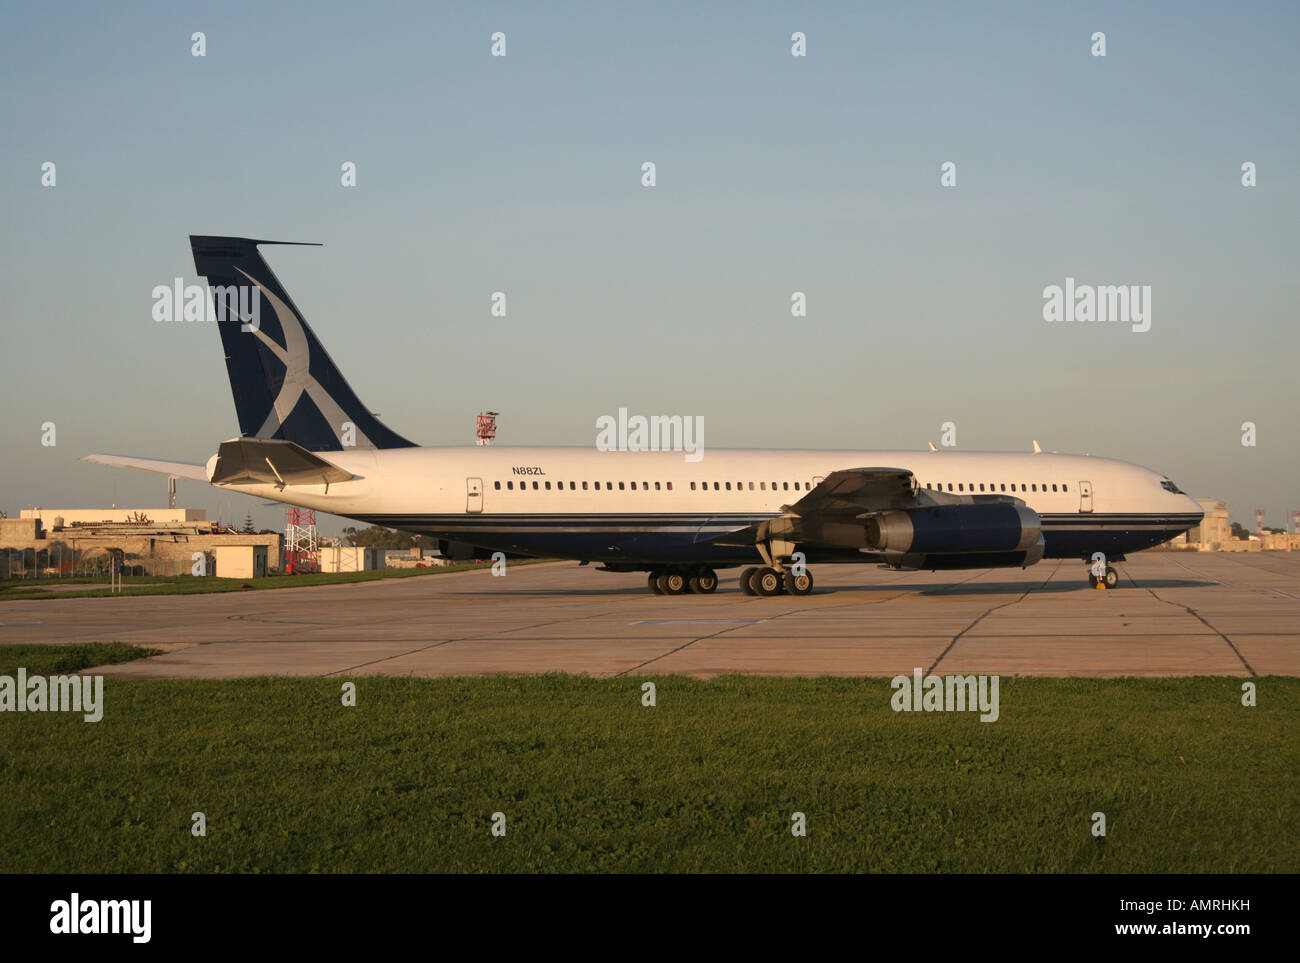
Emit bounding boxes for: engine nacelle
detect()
[864,504,1042,556]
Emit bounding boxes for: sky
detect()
[1,1,1297,534]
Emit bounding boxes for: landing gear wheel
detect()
[648,572,664,594]
[784,570,814,596]
[1103,567,1119,589]
[690,569,718,594]
[740,566,760,595]
[755,567,785,596]
[661,572,687,595]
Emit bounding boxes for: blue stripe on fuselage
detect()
[350,512,1199,564]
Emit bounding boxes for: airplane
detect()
[85,236,1204,595]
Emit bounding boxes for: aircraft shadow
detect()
[784,578,1219,595]
[449,578,1218,598]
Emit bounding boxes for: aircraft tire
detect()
[785,570,814,596]
[662,572,688,595]
[755,567,784,596]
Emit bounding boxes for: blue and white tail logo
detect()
[190,236,415,452]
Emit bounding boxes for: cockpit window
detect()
[1160,479,1184,494]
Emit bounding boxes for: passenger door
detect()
[466,477,484,513]
[1078,480,1093,513]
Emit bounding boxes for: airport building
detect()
[0,510,281,577]
[1161,498,1298,551]
[19,507,208,529]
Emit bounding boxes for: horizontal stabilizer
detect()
[210,438,353,489]
[82,454,209,482]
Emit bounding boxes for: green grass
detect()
[0,559,552,601]
[0,642,160,677]
[1,670,1295,873]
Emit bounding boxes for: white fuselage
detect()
[210,446,1203,566]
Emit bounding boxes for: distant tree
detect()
[341,525,426,549]
[242,512,255,534]
[1229,522,1249,539]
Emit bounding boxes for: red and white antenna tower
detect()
[476,411,499,446]
[284,506,319,574]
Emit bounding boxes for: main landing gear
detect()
[739,566,815,597]
[647,568,719,595]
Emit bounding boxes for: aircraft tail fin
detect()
[189,235,416,452]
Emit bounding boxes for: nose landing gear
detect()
[1087,555,1120,590]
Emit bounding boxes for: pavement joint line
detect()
[319,585,660,676]
[613,623,756,678]
[1161,556,1228,586]
[926,560,1063,676]
[1160,554,1300,601]
[320,608,636,676]
[1139,586,1258,678]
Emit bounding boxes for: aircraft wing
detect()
[82,454,210,482]
[708,467,915,547]
[786,467,915,517]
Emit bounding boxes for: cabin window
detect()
[666,481,673,491]
[618,482,625,490]
[690,481,697,491]
[958,484,964,491]
[1062,484,1068,492]
[783,482,789,490]
[979,483,985,491]
[654,481,661,490]
[642,482,648,490]
[570,481,576,490]
[725,482,732,491]
[1031,484,1037,491]
[714,482,720,490]
[582,481,588,490]
[748,482,754,491]
[606,481,613,489]
[1052,484,1058,492]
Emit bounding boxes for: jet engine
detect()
[863,504,1045,569]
